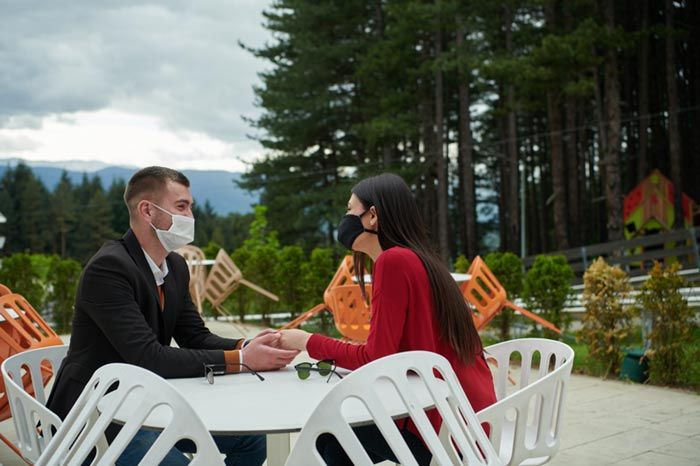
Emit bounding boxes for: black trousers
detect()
[317,423,432,466]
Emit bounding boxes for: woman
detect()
[280,173,496,465]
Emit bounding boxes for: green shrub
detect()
[454,255,471,273]
[276,245,307,318]
[0,253,46,310]
[202,241,222,259]
[579,257,636,377]
[484,251,523,340]
[302,248,335,334]
[230,247,252,321]
[523,255,573,337]
[637,262,695,385]
[47,256,82,333]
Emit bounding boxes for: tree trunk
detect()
[565,96,579,246]
[666,0,683,229]
[547,92,570,249]
[503,3,520,255]
[456,25,477,259]
[434,26,450,263]
[376,0,392,171]
[497,113,508,251]
[375,0,385,36]
[562,0,579,247]
[421,97,437,234]
[637,0,650,181]
[578,109,591,245]
[602,0,624,241]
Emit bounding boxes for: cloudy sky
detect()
[0,0,273,172]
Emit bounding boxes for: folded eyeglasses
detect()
[203,363,265,384]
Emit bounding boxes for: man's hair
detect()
[124,166,190,214]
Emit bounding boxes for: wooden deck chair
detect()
[324,285,372,342]
[204,249,278,321]
[0,284,11,296]
[175,245,208,314]
[279,255,357,331]
[461,256,561,334]
[0,293,64,461]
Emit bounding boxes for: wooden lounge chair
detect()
[462,256,561,334]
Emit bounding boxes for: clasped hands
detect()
[241,328,310,371]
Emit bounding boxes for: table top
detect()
[186,259,216,266]
[104,366,441,435]
[0,307,20,322]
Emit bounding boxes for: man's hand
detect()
[242,332,299,371]
[279,329,312,351]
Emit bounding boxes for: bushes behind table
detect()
[637,262,696,386]
[484,252,524,341]
[523,255,573,338]
[47,256,82,334]
[579,257,636,378]
[0,252,47,307]
[0,253,81,332]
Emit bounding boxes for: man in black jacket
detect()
[47,166,298,465]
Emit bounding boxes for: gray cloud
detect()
[0,0,270,143]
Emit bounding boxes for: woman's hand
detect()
[279,329,312,351]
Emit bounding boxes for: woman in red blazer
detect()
[280,173,496,465]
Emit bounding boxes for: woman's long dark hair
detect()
[352,173,482,364]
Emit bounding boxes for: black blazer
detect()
[47,229,241,420]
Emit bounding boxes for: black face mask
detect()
[337,210,378,250]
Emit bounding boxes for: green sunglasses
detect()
[294,360,344,383]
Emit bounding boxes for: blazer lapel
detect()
[122,229,162,314]
[161,260,178,339]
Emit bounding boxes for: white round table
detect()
[106,366,440,465]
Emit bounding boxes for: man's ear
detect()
[137,200,152,222]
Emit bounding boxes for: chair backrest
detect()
[0,293,64,422]
[324,255,357,294]
[2,345,69,463]
[175,245,208,288]
[461,257,508,330]
[36,363,224,466]
[285,351,503,466]
[0,284,11,296]
[324,285,372,342]
[204,249,242,308]
[175,245,208,313]
[478,339,574,466]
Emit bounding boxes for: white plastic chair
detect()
[285,351,504,466]
[477,338,574,466]
[1,345,68,463]
[35,363,224,466]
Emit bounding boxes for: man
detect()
[47,166,298,465]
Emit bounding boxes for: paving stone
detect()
[564,427,686,462]
[612,451,700,466]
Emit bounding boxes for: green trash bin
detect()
[619,348,649,383]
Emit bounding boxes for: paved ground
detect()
[1,320,698,465]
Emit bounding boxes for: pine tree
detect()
[52,171,76,257]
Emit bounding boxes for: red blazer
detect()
[307,247,497,436]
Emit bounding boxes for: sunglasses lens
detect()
[317,361,332,376]
[295,363,311,380]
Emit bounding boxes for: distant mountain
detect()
[0,158,257,215]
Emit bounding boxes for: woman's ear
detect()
[369,205,378,226]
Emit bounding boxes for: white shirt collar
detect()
[142,248,169,286]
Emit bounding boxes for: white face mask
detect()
[148,202,195,252]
